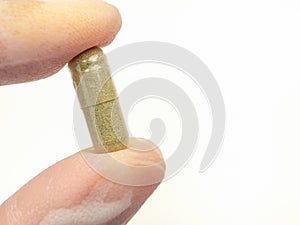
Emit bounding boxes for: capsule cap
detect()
[69,47,128,152]
[69,47,118,108]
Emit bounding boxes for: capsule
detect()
[68,47,128,153]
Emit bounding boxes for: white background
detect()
[1,0,300,224]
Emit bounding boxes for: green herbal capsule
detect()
[68,47,128,153]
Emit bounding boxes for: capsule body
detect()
[69,47,128,152]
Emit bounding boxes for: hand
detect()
[0,1,165,224]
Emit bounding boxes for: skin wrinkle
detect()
[5,196,22,225]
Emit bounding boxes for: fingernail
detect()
[80,138,165,186]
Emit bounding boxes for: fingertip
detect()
[0,139,165,224]
[0,0,122,85]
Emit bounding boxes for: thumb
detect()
[0,138,165,225]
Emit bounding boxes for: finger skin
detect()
[0,0,122,85]
[0,138,165,225]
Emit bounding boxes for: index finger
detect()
[0,0,121,85]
